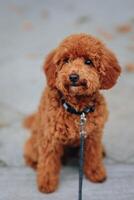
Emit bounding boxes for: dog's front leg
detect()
[37,138,63,193]
[84,134,107,183]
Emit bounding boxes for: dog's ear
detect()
[99,47,121,89]
[43,49,57,87]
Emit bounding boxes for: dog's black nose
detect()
[69,74,79,83]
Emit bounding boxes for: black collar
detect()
[61,99,95,115]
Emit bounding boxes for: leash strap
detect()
[79,133,85,200]
[78,113,87,200]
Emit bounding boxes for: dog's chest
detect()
[55,109,95,145]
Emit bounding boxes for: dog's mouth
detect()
[70,83,86,89]
[65,80,88,93]
[70,80,87,87]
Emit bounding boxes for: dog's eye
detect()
[63,58,69,64]
[84,59,92,65]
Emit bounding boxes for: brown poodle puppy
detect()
[24,33,121,193]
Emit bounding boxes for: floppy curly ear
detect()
[43,49,57,87]
[99,47,121,89]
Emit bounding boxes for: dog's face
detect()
[44,34,121,97]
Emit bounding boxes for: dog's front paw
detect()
[85,165,107,183]
[37,174,59,193]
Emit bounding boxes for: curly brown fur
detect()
[24,33,121,193]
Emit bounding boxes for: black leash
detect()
[79,113,87,200]
[79,133,84,200]
[61,99,95,200]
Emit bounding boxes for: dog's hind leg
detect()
[102,144,106,158]
[24,134,38,170]
[23,113,36,129]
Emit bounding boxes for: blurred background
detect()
[0,0,134,199]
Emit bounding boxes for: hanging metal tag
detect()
[80,112,87,138]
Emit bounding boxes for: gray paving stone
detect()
[0,122,28,167]
[0,103,23,128]
[0,164,134,200]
